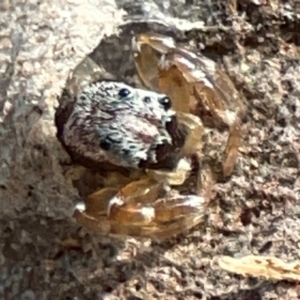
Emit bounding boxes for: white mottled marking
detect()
[140,206,155,222]
[75,202,86,213]
[107,195,124,216]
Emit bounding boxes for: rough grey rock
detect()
[0,0,125,219]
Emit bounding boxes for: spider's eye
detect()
[118,88,131,98]
[99,139,111,151]
[143,96,151,103]
[159,96,172,110]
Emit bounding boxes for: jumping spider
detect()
[55,32,245,240]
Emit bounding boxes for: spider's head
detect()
[59,81,185,170]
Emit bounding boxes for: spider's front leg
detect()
[73,176,206,240]
[132,33,246,177]
[175,53,245,177]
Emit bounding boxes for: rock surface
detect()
[1,0,300,299]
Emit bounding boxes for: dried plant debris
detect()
[219,255,300,282]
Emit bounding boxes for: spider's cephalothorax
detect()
[55,32,244,240]
[56,81,185,171]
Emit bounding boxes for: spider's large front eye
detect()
[118,88,131,98]
[159,96,172,110]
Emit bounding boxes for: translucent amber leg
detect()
[73,176,207,240]
[223,124,241,177]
